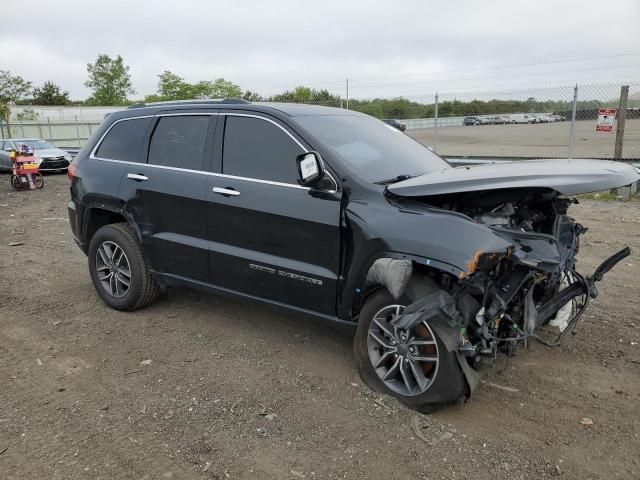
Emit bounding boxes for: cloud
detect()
[1,0,638,100]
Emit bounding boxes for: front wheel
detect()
[354,289,467,413]
[34,173,44,189]
[88,223,159,311]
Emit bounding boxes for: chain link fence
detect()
[1,82,638,160]
[262,81,639,160]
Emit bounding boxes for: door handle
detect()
[212,187,240,196]
[127,173,148,181]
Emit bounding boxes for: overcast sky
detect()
[1,0,639,100]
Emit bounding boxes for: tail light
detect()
[67,163,77,181]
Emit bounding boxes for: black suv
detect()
[68,99,638,412]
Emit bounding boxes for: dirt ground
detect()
[1,174,639,480]
[408,119,640,159]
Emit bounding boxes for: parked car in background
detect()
[0,138,71,172]
[532,114,554,123]
[510,114,537,124]
[463,116,481,126]
[383,119,406,131]
[550,114,566,122]
[489,115,511,125]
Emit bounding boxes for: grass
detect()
[577,190,639,202]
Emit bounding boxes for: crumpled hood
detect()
[388,159,640,197]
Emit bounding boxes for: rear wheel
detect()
[10,175,20,190]
[354,289,467,413]
[88,223,159,311]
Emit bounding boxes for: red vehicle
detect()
[10,147,44,190]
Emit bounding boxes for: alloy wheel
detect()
[95,241,132,298]
[367,305,440,397]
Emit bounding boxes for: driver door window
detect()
[222,116,302,184]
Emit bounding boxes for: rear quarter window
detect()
[95,117,153,163]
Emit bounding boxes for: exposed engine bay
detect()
[368,187,630,396]
[432,188,613,352]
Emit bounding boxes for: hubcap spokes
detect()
[367,305,439,397]
[96,241,131,298]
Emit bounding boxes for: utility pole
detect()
[568,85,578,159]
[433,93,439,153]
[614,85,629,159]
[346,78,349,110]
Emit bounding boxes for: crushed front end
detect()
[384,188,630,397]
[449,189,629,363]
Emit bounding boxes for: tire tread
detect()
[89,222,159,311]
[110,223,159,310]
[354,288,467,413]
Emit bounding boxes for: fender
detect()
[338,249,465,321]
[80,202,143,247]
[337,197,513,320]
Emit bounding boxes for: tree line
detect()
[1,53,635,126]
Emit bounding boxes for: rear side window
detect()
[148,116,210,170]
[223,116,303,184]
[95,117,152,162]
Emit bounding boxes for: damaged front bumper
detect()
[390,246,630,398]
[533,246,630,330]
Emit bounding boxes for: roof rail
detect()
[127,98,250,109]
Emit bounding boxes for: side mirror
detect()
[296,151,325,186]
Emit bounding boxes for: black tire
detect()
[34,173,44,189]
[10,175,20,190]
[354,288,467,413]
[88,223,159,311]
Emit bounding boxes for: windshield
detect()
[295,115,449,183]
[15,140,55,150]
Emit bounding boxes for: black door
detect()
[119,114,215,283]
[206,114,342,315]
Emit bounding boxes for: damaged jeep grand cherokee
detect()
[68,100,639,412]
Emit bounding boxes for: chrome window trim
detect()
[223,113,338,191]
[210,171,312,190]
[89,114,156,160]
[92,157,318,191]
[89,112,339,192]
[223,112,306,151]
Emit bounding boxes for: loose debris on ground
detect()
[0,175,639,479]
